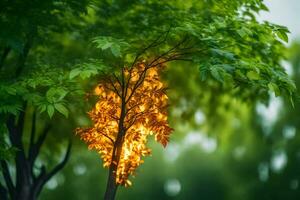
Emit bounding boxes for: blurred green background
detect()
[1,0,300,200]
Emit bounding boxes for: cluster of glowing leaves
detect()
[76,63,173,186]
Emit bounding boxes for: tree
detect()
[77,59,175,199]
[0,0,297,200]
[0,0,90,199]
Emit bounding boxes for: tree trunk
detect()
[1,112,71,200]
[16,186,32,200]
[104,165,119,200]
[103,134,124,200]
[104,68,127,200]
[103,121,125,200]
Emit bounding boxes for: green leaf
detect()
[47,105,55,118]
[92,37,111,49]
[237,29,247,38]
[54,103,69,117]
[125,53,135,63]
[211,49,235,60]
[101,42,113,50]
[6,87,17,95]
[46,88,68,103]
[246,71,260,80]
[260,3,269,11]
[210,67,224,83]
[220,64,235,73]
[111,44,121,57]
[276,30,289,43]
[268,83,281,96]
[69,68,81,79]
[92,36,129,57]
[272,25,290,43]
[199,65,208,81]
[0,104,23,115]
[79,69,97,79]
[38,104,47,113]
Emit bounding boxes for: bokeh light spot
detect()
[164,179,181,196]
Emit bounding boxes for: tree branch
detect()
[33,141,72,197]
[125,36,191,105]
[106,78,122,98]
[0,160,14,198]
[124,28,171,98]
[121,68,125,98]
[147,36,189,67]
[45,141,72,181]
[125,102,143,115]
[28,124,51,166]
[112,73,122,88]
[31,165,46,198]
[99,132,115,144]
[125,68,148,104]
[130,28,171,68]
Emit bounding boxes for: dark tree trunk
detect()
[1,110,71,200]
[104,82,127,200]
[104,164,119,200]
[103,134,124,200]
[16,186,31,200]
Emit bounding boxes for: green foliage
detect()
[0,81,26,115]
[270,23,290,43]
[69,59,109,79]
[83,0,296,103]
[0,0,296,167]
[0,0,298,198]
[92,37,130,58]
